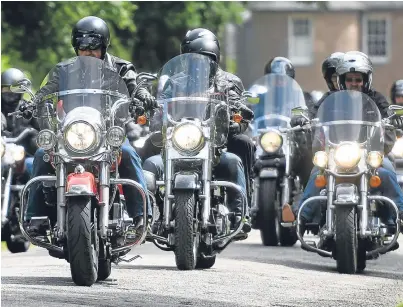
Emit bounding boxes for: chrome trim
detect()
[43,89,127,99]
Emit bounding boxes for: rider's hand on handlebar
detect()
[391,116,403,130]
[18,101,33,120]
[290,115,309,128]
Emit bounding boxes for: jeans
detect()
[143,151,247,214]
[296,158,403,222]
[26,139,151,220]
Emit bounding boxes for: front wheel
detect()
[174,191,198,270]
[67,197,98,286]
[259,179,278,246]
[335,206,358,274]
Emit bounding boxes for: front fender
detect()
[66,172,97,197]
[172,173,199,191]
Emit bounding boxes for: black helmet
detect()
[1,68,26,112]
[1,68,25,87]
[180,28,221,64]
[71,16,110,59]
[321,52,345,91]
[391,80,403,105]
[264,57,295,79]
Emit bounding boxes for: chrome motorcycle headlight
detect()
[367,151,383,168]
[313,151,328,168]
[260,131,283,153]
[172,123,204,153]
[334,142,361,169]
[391,138,403,159]
[64,121,97,152]
[106,126,125,147]
[36,129,56,150]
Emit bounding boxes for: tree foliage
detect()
[1,1,245,88]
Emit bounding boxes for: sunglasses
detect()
[76,36,102,51]
[345,77,363,83]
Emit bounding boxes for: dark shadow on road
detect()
[222,242,403,280]
[114,264,178,271]
[1,276,76,287]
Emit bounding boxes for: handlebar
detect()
[3,128,37,144]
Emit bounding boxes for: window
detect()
[362,15,391,63]
[288,17,313,65]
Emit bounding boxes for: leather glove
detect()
[18,101,33,120]
[134,88,158,111]
[391,116,403,130]
[290,115,308,128]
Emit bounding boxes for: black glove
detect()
[134,88,158,111]
[392,116,403,130]
[290,115,308,128]
[18,101,33,120]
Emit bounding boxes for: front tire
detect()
[335,206,358,274]
[174,191,198,270]
[259,179,278,246]
[67,197,98,286]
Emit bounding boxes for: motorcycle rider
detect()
[143,28,253,233]
[1,68,39,176]
[282,51,403,235]
[24,16,155,241]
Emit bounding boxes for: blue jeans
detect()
[26,140,151,220]
[24,157,34,177]
[143,152,247,214]
[297,158,403,222]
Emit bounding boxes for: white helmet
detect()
[336,51,373,92]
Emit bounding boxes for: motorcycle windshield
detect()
[156,53,221,122]
[38,56,130,126]
[247,74,306,135]
[312,90,383,153]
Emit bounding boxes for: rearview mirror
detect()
[389,105,403,116]
[10,78,35,99]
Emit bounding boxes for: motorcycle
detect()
[1,127,37,253]
[390,107,403,187]
[147,53,248,270]
[297,90,400,274]
[10,56,150,286]
[247,73,307,246]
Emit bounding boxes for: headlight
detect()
[0,141,5,158]
[65,121,96,152]
[172,123,204,153]
[106,126,125,147]
[391,138,403,159]
[367,151,383,168]
[36,129,56,150]
[11,144,25,161]
[260,131,283,153]
[313,151,328,168]
[334,142,361,169]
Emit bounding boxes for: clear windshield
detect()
[155,53,228,147]
[247,74,306,135]
[156,53,223,122]
[312,90,383,153]
[37,56,130,127]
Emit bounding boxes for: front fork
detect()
[1,167,13,225]
[99,162,110,239]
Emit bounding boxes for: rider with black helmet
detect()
[391,80,403,106]
[143,28,254,234]
[25,16,153,241]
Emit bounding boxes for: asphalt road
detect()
[1,231,402,307]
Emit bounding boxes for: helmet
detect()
[1,68,26,111]
[321,52,345,91]
[71,16,110,59]
[336,51,373,92]
[180,28,221,64]
[264,57,295,79]
[1,68,25,87]
[391,80,403,104]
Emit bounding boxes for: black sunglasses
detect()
[76,35,102,51]
[345,77,363,83]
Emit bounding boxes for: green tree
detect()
[1,1,137,88]
[131,1,245,73]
